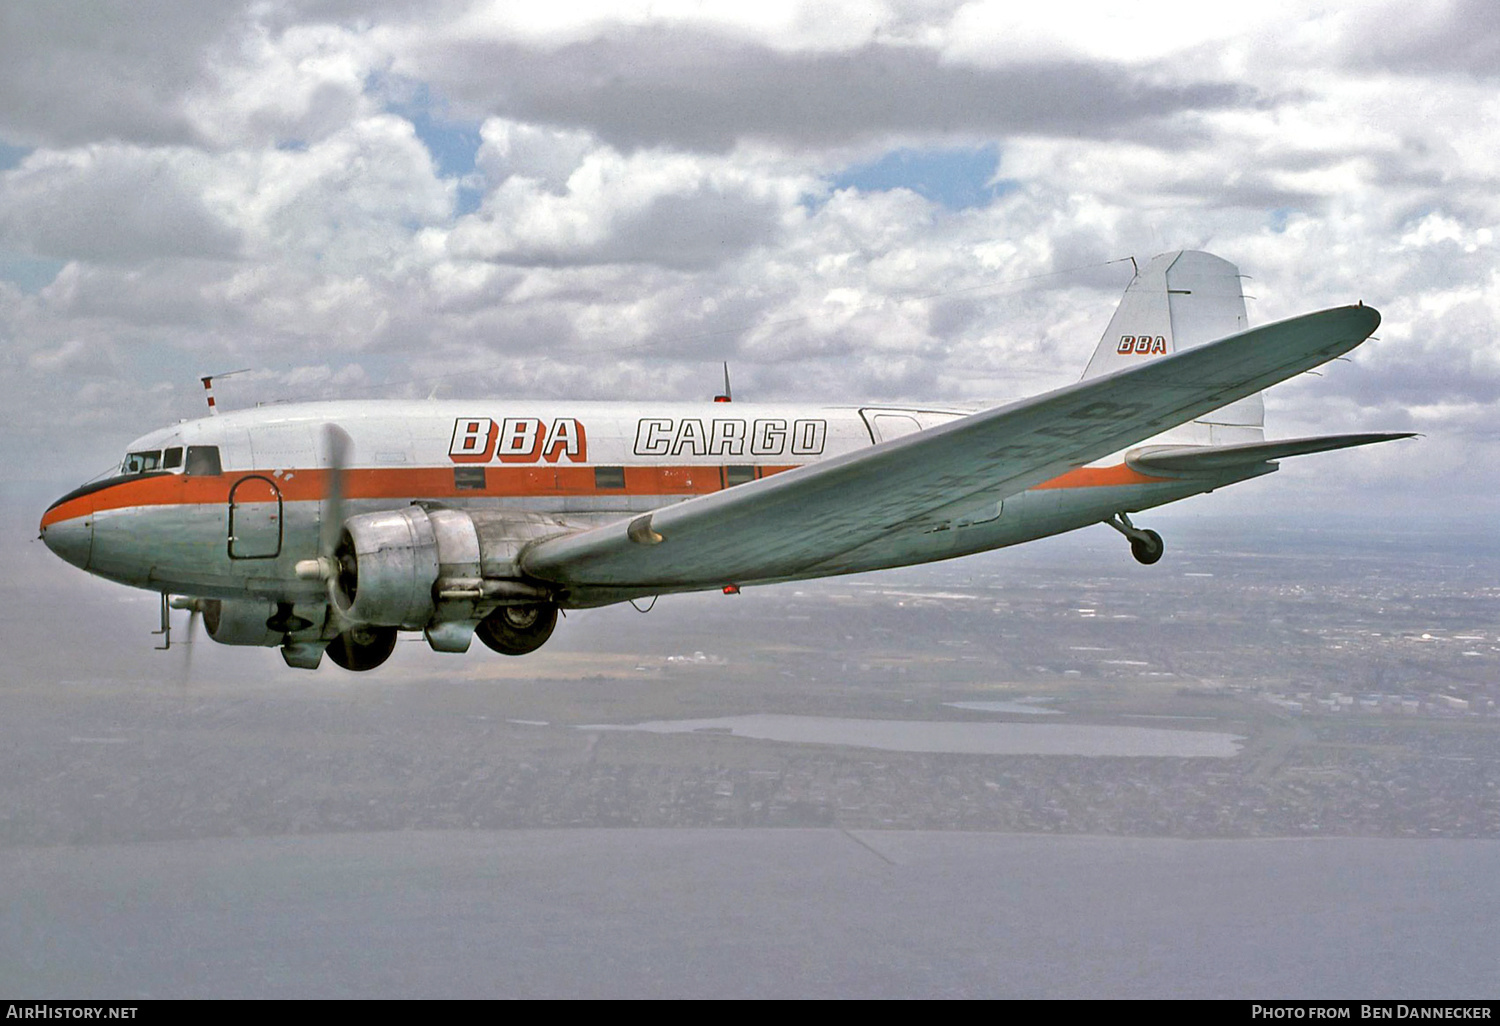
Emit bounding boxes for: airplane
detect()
[38,250,1412,672]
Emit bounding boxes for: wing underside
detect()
[521,306,1383,591]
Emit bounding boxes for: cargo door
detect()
[228,475,283,559]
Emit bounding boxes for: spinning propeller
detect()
[295,423,353,599]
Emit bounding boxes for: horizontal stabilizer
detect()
[1128,432,1415,474]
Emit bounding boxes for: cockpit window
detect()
[184,445,222,476]
[121,450,162,475]
[162,447,183,470]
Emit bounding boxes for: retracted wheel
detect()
[1130,528,1164,565]
[265,601,313,635]
[326,624,398,671]
[476,602,558,656]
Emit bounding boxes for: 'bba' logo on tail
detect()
[1117,335,1168,355]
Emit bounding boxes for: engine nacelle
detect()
[333,507,442,628]
[330,505,562,629]
[203,599,282,647]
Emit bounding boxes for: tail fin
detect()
[1083,250,1263,444]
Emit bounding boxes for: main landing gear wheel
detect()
[1130,529,1164,565]
[326,624,397,671]
[476,602,558,656]
[1105,513,1165,565]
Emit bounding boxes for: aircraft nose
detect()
[40,502,93,571]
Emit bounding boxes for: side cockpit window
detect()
[184,445,222,476]
[121,450,162,475]
[162,447,183,471]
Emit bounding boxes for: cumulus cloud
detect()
[0,0,1495,522]
[474,120,596,192]
[398,26,1255,153]
[230,114,454,269]
[1345,0,1500,78]
[0,1,242,148]
[448,133,796,269]
[0,145,242,263]
[184,20,380,149]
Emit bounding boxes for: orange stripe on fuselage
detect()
[1032,465,1170,490]
[39,465,799,527]
[41,461,1170,527]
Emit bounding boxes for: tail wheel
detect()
[1130,529,1165,565]
[476,602,558,656]
[326,624,398,671]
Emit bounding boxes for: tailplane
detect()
[1085,250,1262,444]
[1128,433,1416,475]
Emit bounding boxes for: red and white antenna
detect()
[714,362,733,403]
[200,368,250,416]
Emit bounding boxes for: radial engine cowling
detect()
[203,599,282,647]
[331,506,493,629]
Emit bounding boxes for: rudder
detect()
[1083,250,1263,442]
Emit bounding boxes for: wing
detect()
[1128,432,1414,474]
[522,305,1381,589]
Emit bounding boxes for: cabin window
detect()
[725,465,756,487]
[454,467,487,490]
[594,466,626,490]
[162,447,183,470]
[184,445,222,476]
[121,450,161,475]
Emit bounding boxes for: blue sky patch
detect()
[0,252,65,293]
[452,183,484,218]
[408,106,481,181]
[376,77,484,216]
[826,145,1016,211]
[0,139,32,171]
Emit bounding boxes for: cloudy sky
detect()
[2,0,1496,522]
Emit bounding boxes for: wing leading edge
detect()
[522,305,1382,589]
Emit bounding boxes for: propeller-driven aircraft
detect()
[39,251,1411,671]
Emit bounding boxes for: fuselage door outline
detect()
[228,475,284,560]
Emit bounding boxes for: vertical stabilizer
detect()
[1082,251,1262,442]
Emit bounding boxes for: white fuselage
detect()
[40,398,1257,610]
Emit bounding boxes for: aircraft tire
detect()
[476,602,558,656]
[326,624,398,671]
[1130,529,1164,565]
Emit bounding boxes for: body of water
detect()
[578,713,1243,757]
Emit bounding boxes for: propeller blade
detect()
[320,424,353,559]
[183,606,200,679]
